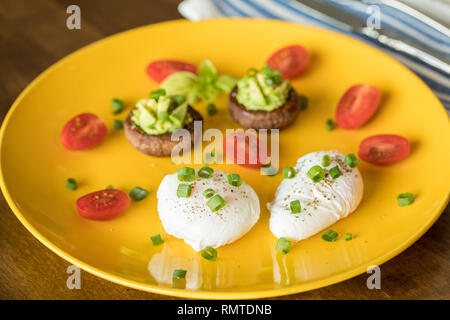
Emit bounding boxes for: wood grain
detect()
[0,0,448,300]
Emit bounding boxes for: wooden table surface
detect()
[0,0,449,300]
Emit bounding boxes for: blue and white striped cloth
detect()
[179,0,450,112]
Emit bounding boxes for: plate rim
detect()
[1,18,449,299]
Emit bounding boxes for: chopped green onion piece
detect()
[344,153,360,168]
[111,98,124,114]
[172,95,186,106]
[177,184,192,198]
[151,234,164,246]
[207,194,226,212]
[397,192,415,207]
[172,269,187,279]
[203,188,215,198]
[227,174,242,187]
[198,166,214,178]
[343,233,353,241]
[246,67,258,77]
[290,200,301,214]
[322,154,331,167]
[307,165,325,183]
[129,187,149,201]
[329,165,342,179]
[276,238,292,255]
[326,118,335,131]
[113,119,124,129]
[66,178,77,191]
[206,103,217,115]
[177,167,195,182]
[201,246,218,261]
[282,167,296,179]
[149,88,166,101]
[322,230,338,242]
[106,184,114,189]
[299,95,308,110]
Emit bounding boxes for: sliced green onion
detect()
[151,234,164,246]
[322,230,338,242]
[246,67,258,77]
[290,200,301,214]
[329,165,342,179]
[343,233,353,241]
[129,187,149,201]
[282,167,296,179]
[322,154,331,167]
[172,95,186,106]
[113,119,124,129]
[106,184,114,189]
[276,238,292,255]
[325,118,335,131]
[149,88,166,101]
[206,103,217,115]
[111,98,124,114]
[201,246,218,261]
[227,174,242,187]
[177,184,192,198]
[203,188,215,198]
[66,178,77,191]
[397,192,415,207]
[198,166,214,178]
[177,167,195,182]
[307,165,325,183]
[299,95,308,110]
[207,194,226,212]
[344,153,360,168]
[172,269,187,279]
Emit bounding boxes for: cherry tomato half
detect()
[146,60,197,83]
[267,45,310,79]
[223,131,268,168]
[335,84,381,129]
[358,134,410,165]
[76,189,131,221]
[61,113,107,151]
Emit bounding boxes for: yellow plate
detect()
[1,19,449,299]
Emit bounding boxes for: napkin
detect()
[178,0,450,113]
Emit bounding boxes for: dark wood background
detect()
[0,0,448,300]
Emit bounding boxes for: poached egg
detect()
[157,170,260,251]
[268,151,363,241]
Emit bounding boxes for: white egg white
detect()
[157,170,260,251]
[267,151,363,241]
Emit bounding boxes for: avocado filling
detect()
[236,65,291,112]
[131,91,192,135]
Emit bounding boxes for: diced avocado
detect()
[169,102,188,128]
[134,102,156,128]
[157,111,169,121]
[247,77,267,106]
[147,99,158,113]
[235,66,291,112]
[157,96,170,113]
[131,96,193,135]
[256,72,272,96]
